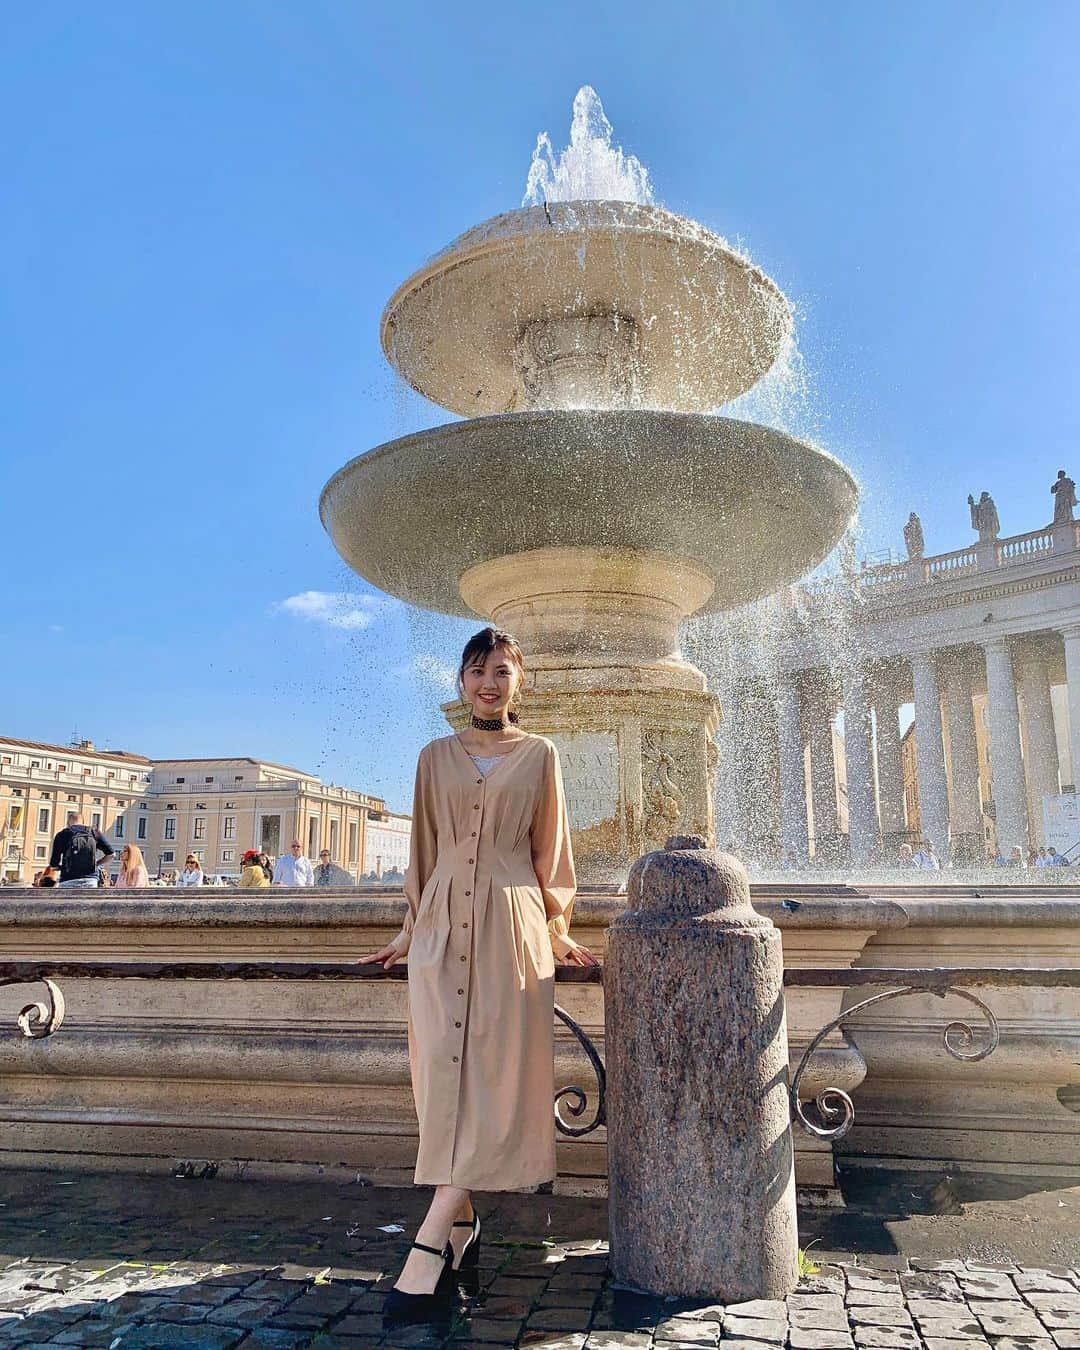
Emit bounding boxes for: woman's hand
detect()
[359,932,410,971]
[558,943,600,968]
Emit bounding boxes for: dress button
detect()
[452,1055,459,1063]
[471,831,476,837]
[458,988,464,995]
[468,858,474,864]
[455,1021,462,1028]
[473,804,480,810]
[462,922,469,929]
[476,778,483,785]
[460,955,467,962]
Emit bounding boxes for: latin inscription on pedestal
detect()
[549,731,622,880]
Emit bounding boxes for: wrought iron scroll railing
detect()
[3,962,1077,1144]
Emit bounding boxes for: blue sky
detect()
[3,1,1078,810]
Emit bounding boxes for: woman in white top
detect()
[178,856,204,887]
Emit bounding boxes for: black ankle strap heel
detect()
[382,1239,457,1327]
[451,1213,482,1295]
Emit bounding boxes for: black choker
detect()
[470,711,519,731]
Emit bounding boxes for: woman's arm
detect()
[531,742,596,965]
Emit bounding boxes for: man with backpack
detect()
[44,811,114,888]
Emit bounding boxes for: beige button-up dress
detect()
[399,732,577,1191]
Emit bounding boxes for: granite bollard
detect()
[606,835,800,1299]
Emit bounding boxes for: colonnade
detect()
[724,629,1080,866]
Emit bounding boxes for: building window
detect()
[34,845,47,860]
[1,756,10,765]
[30,760,40,769]
[308,815,319,859]
[195,802,206,810]
[137,817,147,840]
[260,814,281,855]
[43,792,51,800]
[193,817,206,841]
[166,803,176,811]
[329,819,340,861]
[92,797,102,805]
[224,816,236,840]
[106,772,115,780]
[37,807,50,834]
[176,777,186,784]
[225,801,236,809]
[66,794,77,802]
[222,849,235,863]
[114,815,124,838]
[164,818,177,841]
[161,850,175,865]
[204,776,214,784]
[7,805,21,829]
[234,775,244,783]
[348,821,358,863]
[91,812,102,829]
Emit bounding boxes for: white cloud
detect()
[270,590,381,631]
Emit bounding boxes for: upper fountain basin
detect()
[380,201,792,417]
[319,409,857,617]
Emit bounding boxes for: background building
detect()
[0,739,406,883]
[363,809,412,879]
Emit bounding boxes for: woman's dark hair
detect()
[458,627,526,723]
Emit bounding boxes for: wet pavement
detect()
[0,1166,1076,1347]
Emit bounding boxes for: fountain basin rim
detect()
[319,408,858,618]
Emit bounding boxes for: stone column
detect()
[871,665,907,850]
[776,677,809,867]
[983,638,1030,854]
[910,651,950,852]
[942,651,983,865]
[607,837,799,1299]
[1018,651,1060,845]
[1063,626,1080,793]
[805,676,841,864]
[843,668,880,865]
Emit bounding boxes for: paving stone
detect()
[852,1328,920,1349]
[912,1263,972,1275]
[114,1326,244,1348]
[1027,1296,1080,1314]
[915,1318,984,1339]
[675,1305,726,1323]
[902,1274,963,1299]
[977,1312,1048,1337]
[960,1276,1019,1299]
[537,1289,601,1309]
[1051,1334,1080,1349]
[909,1299,973,1319]
[467,1320,527,1343]
[848,1307,913,1329]
[154,1300,211,1324]
[204,1297,281,1326]
[723,1343,789,1350]
[846,1292,907,1309]
[527,1305,594,1331]
[846,1273,901,1293]
[726,1302,789,1322]
[654,1317,719,1345]
[585,1332,654,1348]
[789,1306,850,1331]
[260,1310,330,1331]
[519,1336,587,1350]
[1041,1314,1080,1331]
[993,1340,1055,1350]
[488,1276,549,1297]
[968,1299,1033,1319]
[722,1317,788,1344]
[327,1312,384,1336]
[476,1295,533,1319]
[789,1296,846,1314]
[1017,1276,1080,1295]
[788,1330,855,1350]
[923,1341,992,1350]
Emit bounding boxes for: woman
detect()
[115,844,149,888]
[362,626,598,1327]
[178,856,204,887]
[239,850,271,888]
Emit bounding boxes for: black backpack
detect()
[66,826,97,874]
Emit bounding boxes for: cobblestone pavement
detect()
[0,1169,1077,1349]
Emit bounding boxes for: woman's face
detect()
[122,846,131,863]
[461,647,520,720]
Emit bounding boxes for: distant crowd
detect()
[29,811,402,889]
[895,839,1070,870]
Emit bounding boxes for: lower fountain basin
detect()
[319,409,857,617]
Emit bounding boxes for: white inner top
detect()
[469,754,505,777]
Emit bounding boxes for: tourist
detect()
[178,855,204,887]
[897,843,919,868]
[1006,845,1027,868]
[257,851,274,883]
[361,626,597,1328]
[1034,847,1051,868]
[239,850,270,888]
[913,839,940,870]
[272,840,314,886]
[115,844,149,888]
[45,810,114,889]
[1050,847,1070,866]
[314,850,351,886]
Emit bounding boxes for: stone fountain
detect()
[321,92,857,882]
